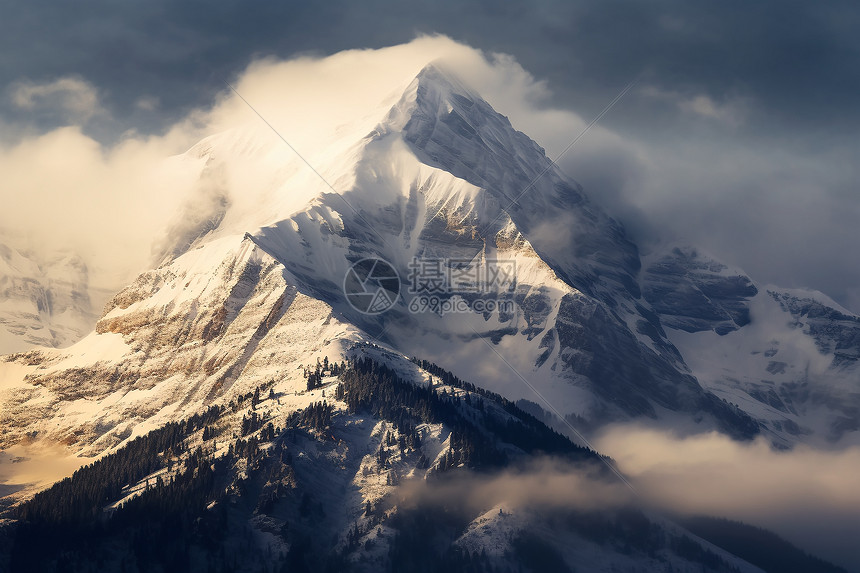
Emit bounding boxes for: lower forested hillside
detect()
[0,354,844,573]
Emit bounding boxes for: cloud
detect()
[0,124,205,289]
[10,77,100,121]
[608,135,860,310]
[395,435,860,570]
[640,85,749,127]
[0,442,93,496]
[4,0,858,134]
[134,96,159,112]
[396,457,633,513]
[596,425,860,571]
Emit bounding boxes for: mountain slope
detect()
[0,234,360,467]
[4,356,798,573]
[643,247,860,446]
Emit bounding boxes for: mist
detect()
[0,122,204,290]
[596,425,860,571]
[408,426,860,570]
[389,436,860,571]
[396,457,633,514]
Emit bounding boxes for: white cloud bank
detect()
[597,425,860,570]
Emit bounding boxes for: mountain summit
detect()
[1,64,858,477]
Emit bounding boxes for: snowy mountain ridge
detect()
[1,63,858,496]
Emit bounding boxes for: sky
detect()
[1,0,858,310]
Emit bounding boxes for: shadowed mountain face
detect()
[643,247,758,335]
[643,247,860,446]
[399,65,643,303]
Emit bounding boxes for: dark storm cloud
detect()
[3,0,858,136]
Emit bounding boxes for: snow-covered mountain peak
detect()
[376,63,495,134]
[162,61,639,305]
[381,65,643,302]
[11,58,860,499]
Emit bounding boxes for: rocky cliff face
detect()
[0,235,361,459]
[770,290,860,369]
[643,247,758,335]
[643,248,860,446]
